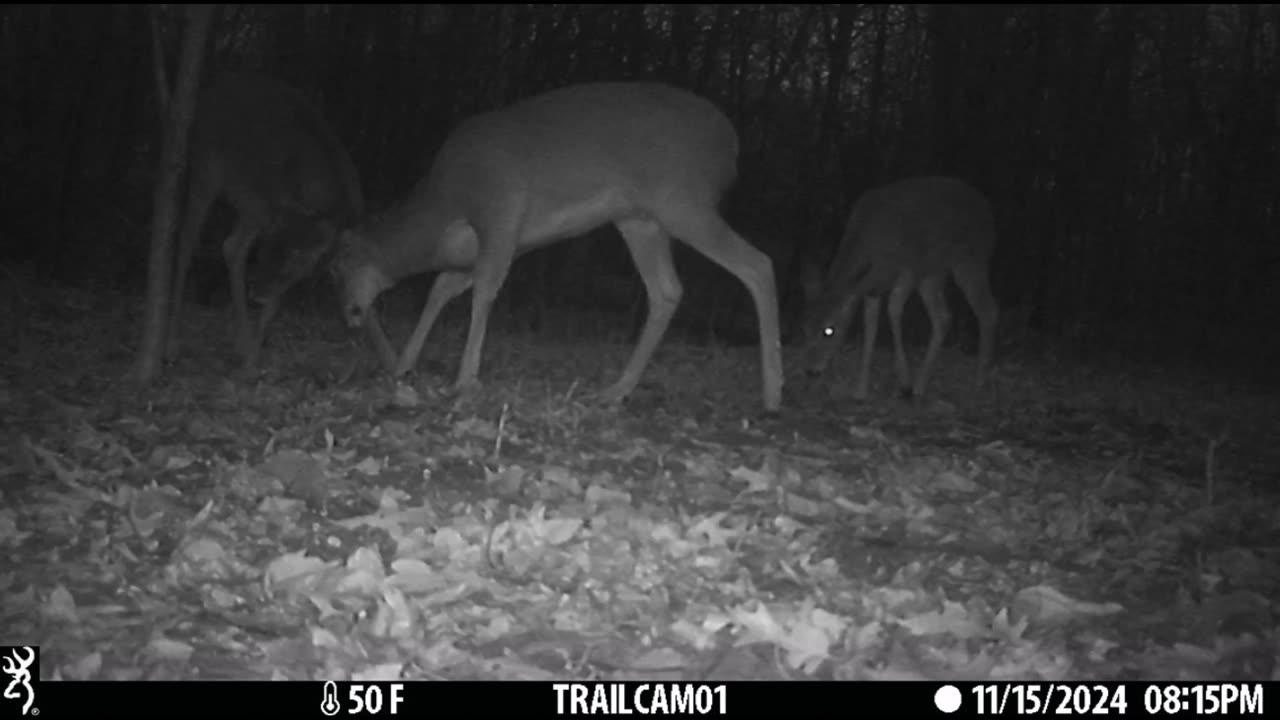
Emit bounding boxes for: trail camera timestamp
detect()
[1142,683,1263,716]
[969,682,1265,717]
[971,684,1130,715]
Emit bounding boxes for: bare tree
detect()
[132,4,215,384]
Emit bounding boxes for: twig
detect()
[1204,432,1226,506]
[493,402,510,462]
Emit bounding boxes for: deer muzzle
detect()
[343,302,368,328]
[805,353,832,378]
[803,333,840,378]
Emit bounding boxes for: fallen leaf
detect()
[353,662,404,682]
[43,584,79,623]
[729,465,773,492]
[144,635,195,663]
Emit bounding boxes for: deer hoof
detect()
[392,358,415,377]
[596,383,632,406]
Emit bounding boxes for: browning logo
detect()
[0,647,37,717]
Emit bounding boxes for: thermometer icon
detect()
[320,680,341,716]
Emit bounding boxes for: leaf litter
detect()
[1,284,1278,682]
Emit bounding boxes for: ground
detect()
[2,279,1277,683]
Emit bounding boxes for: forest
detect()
[1,3,1276,691]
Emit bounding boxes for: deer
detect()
[331,82,784,412]
[802,176,999,401]
[167,72,394,371]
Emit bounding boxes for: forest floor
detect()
[3,278,1278,684]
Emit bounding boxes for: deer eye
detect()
[822,326,835,337]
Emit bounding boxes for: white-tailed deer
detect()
[167,72,387,369]
[804,176,999,400]
[333,82,783,411]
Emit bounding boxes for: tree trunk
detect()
[133,4,215,384]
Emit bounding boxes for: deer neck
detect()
[367,195,465,281]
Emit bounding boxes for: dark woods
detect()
[2,4,1277,382]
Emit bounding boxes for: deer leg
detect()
[600,218,681,404]
[886,277,915,397]
[912,276,953,399]
[662,207,783,412]
[855,295,882,399]
[223,222,262,364]
[167,173,217,361]
[453,225,517,393]
[245,294,281,369]
[952,259,999,388]
[363,309,399,375]
[397,270,473,376]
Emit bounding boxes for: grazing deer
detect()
[332,82,783,411]
[167,72,376,369]
[803,176,999,400]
